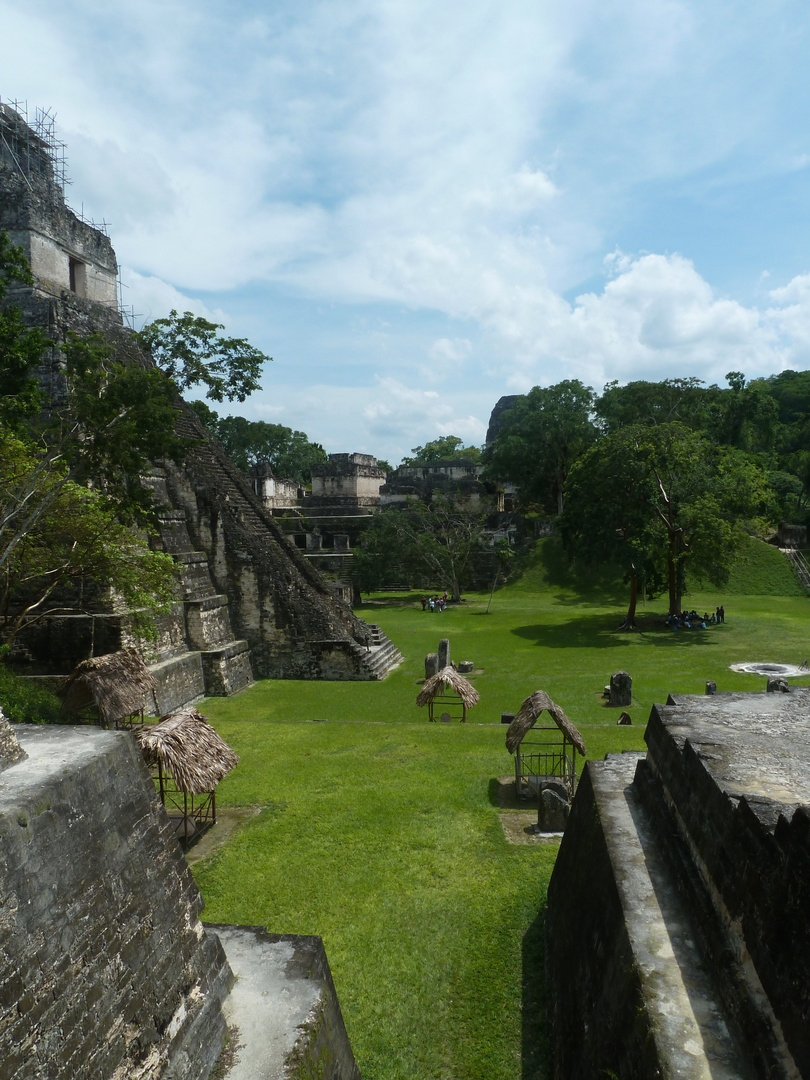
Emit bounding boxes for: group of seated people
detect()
[665,606,725,630]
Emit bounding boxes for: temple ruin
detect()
[547,688,810,1079]
[0,99,402,701]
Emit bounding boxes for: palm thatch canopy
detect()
[416,666,480,709]
[506,691,586,756]
[137,708,238,794]
[58,648,158,725]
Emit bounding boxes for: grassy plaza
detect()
[193,538,809,1080]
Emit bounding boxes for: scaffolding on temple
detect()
[0,96,70,193]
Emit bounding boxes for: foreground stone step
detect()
[548,752,749,1079]
[209,926,361,1080]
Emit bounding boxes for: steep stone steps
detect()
[144,466,254,707]
[357,625,404,679]
[781,546,810,593]
[162,405,404,681]
[548,752,750,1079]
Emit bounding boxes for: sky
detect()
[3,0,810,462]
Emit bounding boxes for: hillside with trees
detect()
[483,372,810,615]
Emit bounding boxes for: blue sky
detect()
[3,0,810,462]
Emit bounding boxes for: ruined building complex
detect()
[0,101,401,702]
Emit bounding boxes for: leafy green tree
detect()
[0,430,176,646]
[560,422,772,618]
[596,373,779,457]
[215,416,327,482]
[400,436,482,465]
[595,377,714,434]
[0,233,51,432]
[765,369,810,521]
[711,372,778,455]
[137,310,270,402]
[483,380,596,513]
[188,405,328,483]
[354,494,489,600]
[0,235,186,641]
[59,334,193,520]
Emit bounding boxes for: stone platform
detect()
[547,689,810,1080]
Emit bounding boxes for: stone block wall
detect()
[645,694,810,1075]
[547,691,810,1079]
[545,757,664,1080]
[0,725,232,1080]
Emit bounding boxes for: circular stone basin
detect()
[730,661,809,677]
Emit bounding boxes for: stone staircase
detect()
[547,690,810,1079]
[356,624,404,679]
[157,405,405,682]
[781,546,810,593]
[142,469,253,712]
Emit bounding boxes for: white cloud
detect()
[3,0,810,460]
[121,269,223,327]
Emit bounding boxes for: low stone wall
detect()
[148,651,206,714]
[210,926,362,1080]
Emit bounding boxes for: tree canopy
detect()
[559,422,772,619]
[137,309,270,402]
[354,494,490,601]
[188,404,327,483]
[400,436,482,466]
[483,380,596,514]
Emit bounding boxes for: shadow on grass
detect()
[512,613,724,649]
[507,537,629,607]
[522,904,548,1080]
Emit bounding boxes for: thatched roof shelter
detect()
[58,648,157,727]
[506,691,586,802]
[416,665,479,723]
[506,691,586,756]
[416,666,480,709]
[137,708,238,794]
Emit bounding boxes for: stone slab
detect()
[210,925,361,1080]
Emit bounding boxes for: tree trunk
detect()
[667,555,678,616]
[625,573,638,627]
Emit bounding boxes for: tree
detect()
[0,233,50,432]
[400,436,482,465]
[483,380,596,513]
[0,430,176,645]
[354,495,489,600]
[188,405,328,484]
[137,310,270,402]
[0,235,191,641]
[765,369,810,522]
[595,377,714,434]
[59,333,194,521]
[559,422,772,620]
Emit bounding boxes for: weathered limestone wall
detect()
[211,926,362,1080]
[545,757,668,1080]
[546,690,810,1079]
[0,725,232,1080]
[309,454,386,506]
[0,105,118,309]
[645,692,810,1075]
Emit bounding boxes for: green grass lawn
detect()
[194,537,809,1080]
